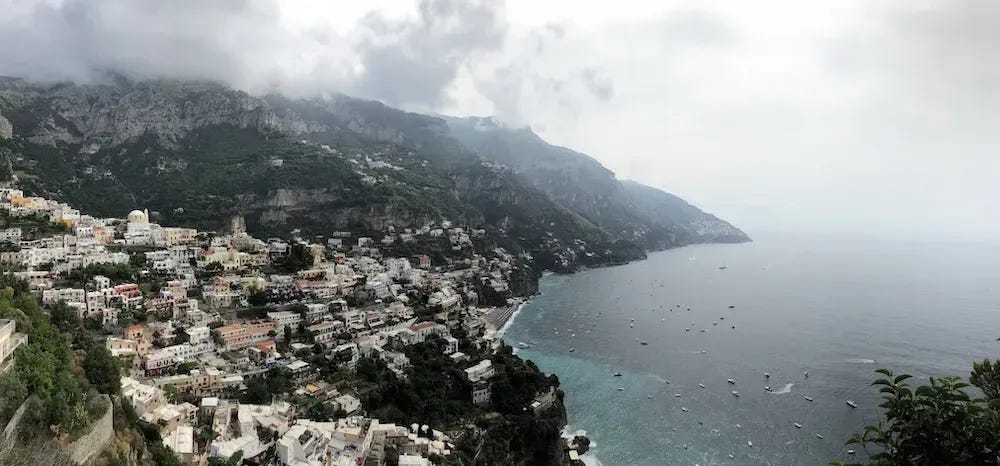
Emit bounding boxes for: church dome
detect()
[127,209,148,223]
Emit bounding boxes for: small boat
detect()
[681,407,689,412]
[719,266,728,270]
[613,372,622,377]
[732,391,740,397]
[846,400,858,408]
[727,378,736,384]
[728,454,734,459]
[736,424,742,429]
[712,429,719,434]
[764,386,772,391]
[616,387,624,391]
[516,342,530,349]
[699,329,706,332]
[699,350,708,354]
[713,322,718,326]
[647,395,653,399]
[720,316,725,320]
[848,450,856,455]
[816,434,824,439]
[804,396,814,402]
[640,341,648,346]
[794,423,802,429]
[729,305,736,309]
[764,372,770,378]
[747,440,753,447]
[664,379,670,384]
[685,328,691,332]
[675,393,682,398]
[699,383,706,388]
[804,371,809,378]
[569,348,575,352]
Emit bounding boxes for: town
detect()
[0,188,569,465]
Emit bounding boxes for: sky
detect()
[1,0,998,238]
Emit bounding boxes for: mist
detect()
[1,0,998,238]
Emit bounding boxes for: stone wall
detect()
[66,395,114,465]
[0,397,31,454]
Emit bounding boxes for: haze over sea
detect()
[505,232,1000,466]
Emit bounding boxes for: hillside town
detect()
[0,188,568,465]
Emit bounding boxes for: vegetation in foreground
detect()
[834,353,1000,465]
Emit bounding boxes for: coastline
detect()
[506,240,751,466]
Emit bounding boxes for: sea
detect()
[503,232,1000,466]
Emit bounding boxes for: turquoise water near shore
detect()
[505,233,1000,465]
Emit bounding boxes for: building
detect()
[307,321,341,345]
[268,311,303,330]
[215,321,277,351]
[464,360,494,383]
[0,320,27,373]
[276,418,375,466]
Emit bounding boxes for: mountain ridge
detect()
[0,76,747,272]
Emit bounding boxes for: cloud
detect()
[349,0,507,107]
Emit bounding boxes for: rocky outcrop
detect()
[0,111,12,139]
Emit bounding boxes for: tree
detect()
[83,346,121,395]
[835,368,1000,466]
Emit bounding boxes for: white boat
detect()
[516,342,530,349]
[647,395,653,399]
[569,348,575,352]
[747,441,753,447]
[727,378,736,384]
[846,400,858,408]
[698,383,706,388]
[804,396,814,402]
[848,450,856,455]
[816,434,824,439]
[764,372,770,378]
[794,423,802,429]
[736,424,742,429]
[765,386,772,391]
[728,454,735,459]
[732,391,740,397]
[675,393,682,397]
[681,407,689,412]
[664,379,670,384]
[616,387,624,391]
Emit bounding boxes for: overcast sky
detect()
[2,0,998,238]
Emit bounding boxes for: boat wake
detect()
[769,383,795,394]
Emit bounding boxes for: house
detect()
[0,320,27,373]
[267,311,303,330]
[307,321,341,345]
[464,360,494,382]
[215,321,276,351]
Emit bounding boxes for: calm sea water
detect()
[505,232,1000,466]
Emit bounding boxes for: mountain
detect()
[0,77,746,271]
[443,116,750,247]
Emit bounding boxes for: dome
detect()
[127,209,148,223]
